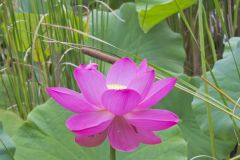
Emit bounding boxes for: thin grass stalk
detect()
[174,0,199,48]
[233,0,240,34]
[203,9,217,63]
[1,1,27,118]
[198,1,216,156]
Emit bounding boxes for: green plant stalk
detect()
[213,0,228,36]
[203,10,217,63]
[174,0,199,48]
[141,0,149,28]
[110,145,116,160]
[1,0,85,116]
[198,0,216,157]
[99,1,106,73]
[1,1,27,118]
[233,0,240,33]
[0,74,12,109]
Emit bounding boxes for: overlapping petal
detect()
[66,111,114,135]
[137,78,177,109]
[102,89,141,115]
[125,109,179,131]
[128,70,155,99]
[136,128,161,144]
[46,87,96,112]
[74,66,107,105]
[137,59,151,73]
[75,130,107,147]
[108,117,139,152]
[106,58,137,86]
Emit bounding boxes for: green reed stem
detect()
[198,0,216,157]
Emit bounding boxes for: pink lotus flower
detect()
[47,58,179,152]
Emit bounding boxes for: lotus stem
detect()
[110,145,116,160]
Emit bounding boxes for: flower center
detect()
[107,84,127,90]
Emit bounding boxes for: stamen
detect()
[107,84,127,90]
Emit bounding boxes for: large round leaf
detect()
[88,3,185,73]
[0,110,24,137]
[156,75,235,159]
[0,109,24,160]
[135,0,197,33]
[192,37,240,143]
[13,99,187,160]
[0,122,15,160]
